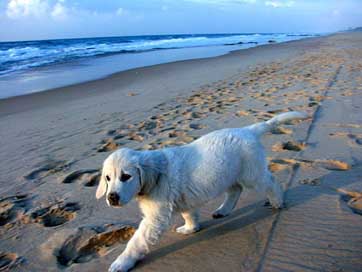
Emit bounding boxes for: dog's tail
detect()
[249,111,308,136]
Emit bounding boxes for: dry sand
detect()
[1,32,362,271]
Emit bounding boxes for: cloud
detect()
[332,9,340,16]
[184,0,257,5]
[6,0,70,20]
[265,1,294,8]
[51,1,68,20]
[116,7,124,16]
[6,0,49,18]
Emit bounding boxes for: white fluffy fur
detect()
[96,111,308,272]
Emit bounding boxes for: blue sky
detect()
[0,0,361,41]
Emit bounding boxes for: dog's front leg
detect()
[109,205,172,272]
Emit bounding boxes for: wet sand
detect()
[1,32,362,271]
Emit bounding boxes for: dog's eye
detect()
[120,172,132,182]
[105,175,111,182]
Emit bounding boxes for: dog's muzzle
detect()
[107,192,120,206]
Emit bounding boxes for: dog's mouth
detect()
[109,202,123,208]
[107,199,123,208]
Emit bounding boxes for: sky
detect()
[0,0,361,41]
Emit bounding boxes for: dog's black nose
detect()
[108,192,120,205]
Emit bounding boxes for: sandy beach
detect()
[1,32,362,271]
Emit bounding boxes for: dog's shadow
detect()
[134,200,271,270]
[135,165,361,269]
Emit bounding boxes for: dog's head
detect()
[96,148,167,207]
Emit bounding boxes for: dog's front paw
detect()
[109,256,136,272]
[176,224,200,235]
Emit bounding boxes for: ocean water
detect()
[0,33,318,98]
[0,33,318,77]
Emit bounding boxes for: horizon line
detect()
[0,30,326,44]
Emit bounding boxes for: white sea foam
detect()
[0,33,317,76]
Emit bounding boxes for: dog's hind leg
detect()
[176,209,200,235]
[212,184,242,218]
[265,173,283,209]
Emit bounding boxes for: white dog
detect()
[96,111,307,272]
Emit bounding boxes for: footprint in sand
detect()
[127,131,145,142]
[268,158,295,173]
[299,178,321,186]
[235,110,249,117]
[189,123,206,130]
[83,173,101,187]
[144,130,197,149]
[183,111,204,119]
[168,130,187,138]
[105,129,117,136]
[137,120,161,131]
[61,169,100,187]
[268,158,351,173]
[0,252,22,270]
[127,92,138,97]
[338,189,362,215]
[24,160,73,180]
[329,132,362,146]
[308,159,351,171]
[49,224,136,266]
[25,202,80,227]
[270,126,293,135]
[97,139,119,152]
[142,143,158,150]
[272,140,306,152]
[0,194,29,227]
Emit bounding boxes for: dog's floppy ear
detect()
[137,164,160,195]
[137,151,167,195]
[96,174,107,199]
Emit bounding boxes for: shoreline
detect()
[0,34,324,117]
[0,33,319,100]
